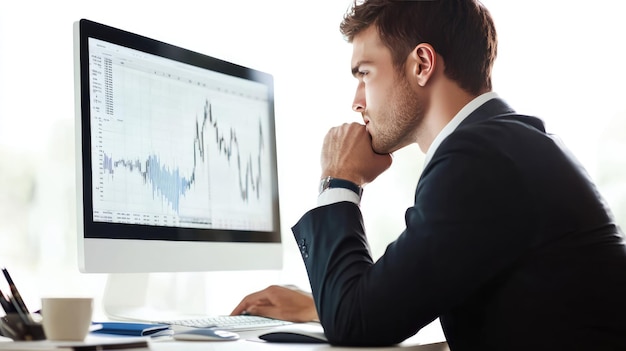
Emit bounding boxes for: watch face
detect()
[319,177,331,194]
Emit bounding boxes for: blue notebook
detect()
[92,322,172,337]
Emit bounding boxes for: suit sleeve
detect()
[292,129,538,346]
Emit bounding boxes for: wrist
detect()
[318,176,363,197]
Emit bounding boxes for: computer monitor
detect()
[73,19,282,319]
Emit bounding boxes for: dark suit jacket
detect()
[292,98,626,350]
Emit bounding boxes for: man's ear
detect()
[409,43,437,87]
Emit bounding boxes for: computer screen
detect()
[73,19,283,318]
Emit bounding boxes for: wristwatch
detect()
[318,176,363,197]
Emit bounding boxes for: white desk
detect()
[148,326,449,351]
[0,316,448,350]
[149,340,449,351]
[0,328,448,351]
[149,334,449,351]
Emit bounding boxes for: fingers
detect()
[246,303,313,323]
[321,123,392,185]
[229,290,270,316]
[230,301,248,316]
[230,297,252,316]
[244,305,283,321]
[231,298,279,319]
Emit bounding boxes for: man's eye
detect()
[357,71,368,78]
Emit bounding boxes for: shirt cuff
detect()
[317,188,361,207]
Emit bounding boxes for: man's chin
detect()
[371,143,391,155]
[372,140,404,155]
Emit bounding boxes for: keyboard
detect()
[158,315,293,331]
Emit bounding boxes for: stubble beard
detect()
[370,74,423,154]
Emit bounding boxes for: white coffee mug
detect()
[41,297,94,341]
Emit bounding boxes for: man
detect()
[232,0,626,349]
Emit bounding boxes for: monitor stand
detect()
[101,270,281,322]
[101,273,209,322]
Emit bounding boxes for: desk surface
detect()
[148,326,449,351]
[149,340,449,351]
[0,321,448,350]
[0,330,448,351]
[150,335,449,351]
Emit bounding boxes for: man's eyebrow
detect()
[351,60,372,77]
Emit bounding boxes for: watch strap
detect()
[319,176,363,197]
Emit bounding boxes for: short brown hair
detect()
[340,0,497,95]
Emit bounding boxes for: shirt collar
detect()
[422,91,499,168]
